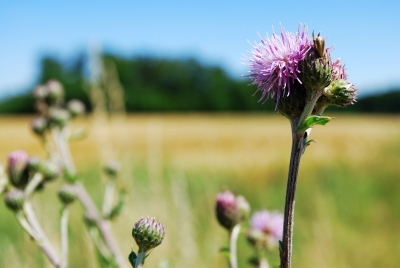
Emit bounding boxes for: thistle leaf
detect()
[297,115,333,132]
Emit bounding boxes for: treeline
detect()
[0,53,399,113]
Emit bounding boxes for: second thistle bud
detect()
[31,116,48,136]
[67,99,86,118]
[215,190,250,231]
[322,79,357,107]
[4,189,25,211]
[58,184,77,205]
[132,217,165,252]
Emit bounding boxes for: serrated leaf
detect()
[297,115,333,132]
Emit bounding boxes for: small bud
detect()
[27,156,41,173]
[4,189,25,211]
[323,79,357,107]
[313,31,326,58]
[58,184,76,205]
[67,99,86,117]
[7,150,30,188]
[46,80,64,105]
[132,217,165,252]
[103,160,121,177]
[299,51,333,92]
[236,196,251,220]
[31,116,48,136]
[39,160,61,181]
[215,190,249,230]
[48,108,70,128]
[32,85,48,100]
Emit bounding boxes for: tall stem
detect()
[229,224,241,268]
[60,205,69,268]
[279,131,303,268]
[280,90,323,268]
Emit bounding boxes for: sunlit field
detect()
[0,113,399,268]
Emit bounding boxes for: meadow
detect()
[0,113,399,268]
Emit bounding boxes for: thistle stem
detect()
[258,257,269,268]
[229,224,241,268]
[280,90,323,268]
[60,205,69,268]
[134,250,147,268]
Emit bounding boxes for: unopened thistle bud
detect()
[323,79,357,107]
[215,190,249,230]
[58,184,76,205]
[31,116,48,136]
[4,189,25,211]
[27,156,41,173]
[40,160,61,181]
[103,160,121,177]
[132,217,165,252]
[32,85,48,100]
[67,99,86,118]
[236,196,251,220]
[48,108,70,128]
[7,150,30,188]
[299,49,333,92]
[313,31,326,58]
[46,80,64,105]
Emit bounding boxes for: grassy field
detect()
[0,113,399,268]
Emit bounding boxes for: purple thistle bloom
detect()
[249,210,284,246]
[216,190,250,230]
[332,58,347,80]
[244,24,313,106]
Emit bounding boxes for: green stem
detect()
[134,250,147,268]
[258,257,269,268]
[280,90,323,268]
[102,179,115,217]
[229,224,241,268]
[24,173,44,196]
[60,205,69,268]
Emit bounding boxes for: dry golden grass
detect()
[0,113,399,268]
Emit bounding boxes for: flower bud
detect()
[27,156,41,173]
[215,190,249,230]
[46,80,64,105]
[4,189,25,211]
[31,116,48,136]
[32,85,48,100]
[39,160,61,181]
[299,49,333,92]
[132,217,165,252]
[58,184,76,205]
[236,196,251,220]
[277,82,307,119]
[103,160,121,177]
[48,108,70,128]
[67,99,86,117]
[323,79,357,107]
[7,150,30,188]
[312,31,326,58]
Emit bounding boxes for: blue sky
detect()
[1,0,399,100]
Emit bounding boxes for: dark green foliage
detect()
[0,51,399,113]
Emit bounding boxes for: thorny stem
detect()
[280,90,323,268]
[229,224,241,268]
[60,205,69,268]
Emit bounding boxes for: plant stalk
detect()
[134,250,147,268]
[60,205,69,268]
[229,224,241,268]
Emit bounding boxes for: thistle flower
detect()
[46,80,64,105]
[215,190,250,230]
[247,210,284,249]
[48,108,70,128]
[7,150,30,188]
[323,79,357,107]
[132,217,165,252]
[244,24,313,106]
